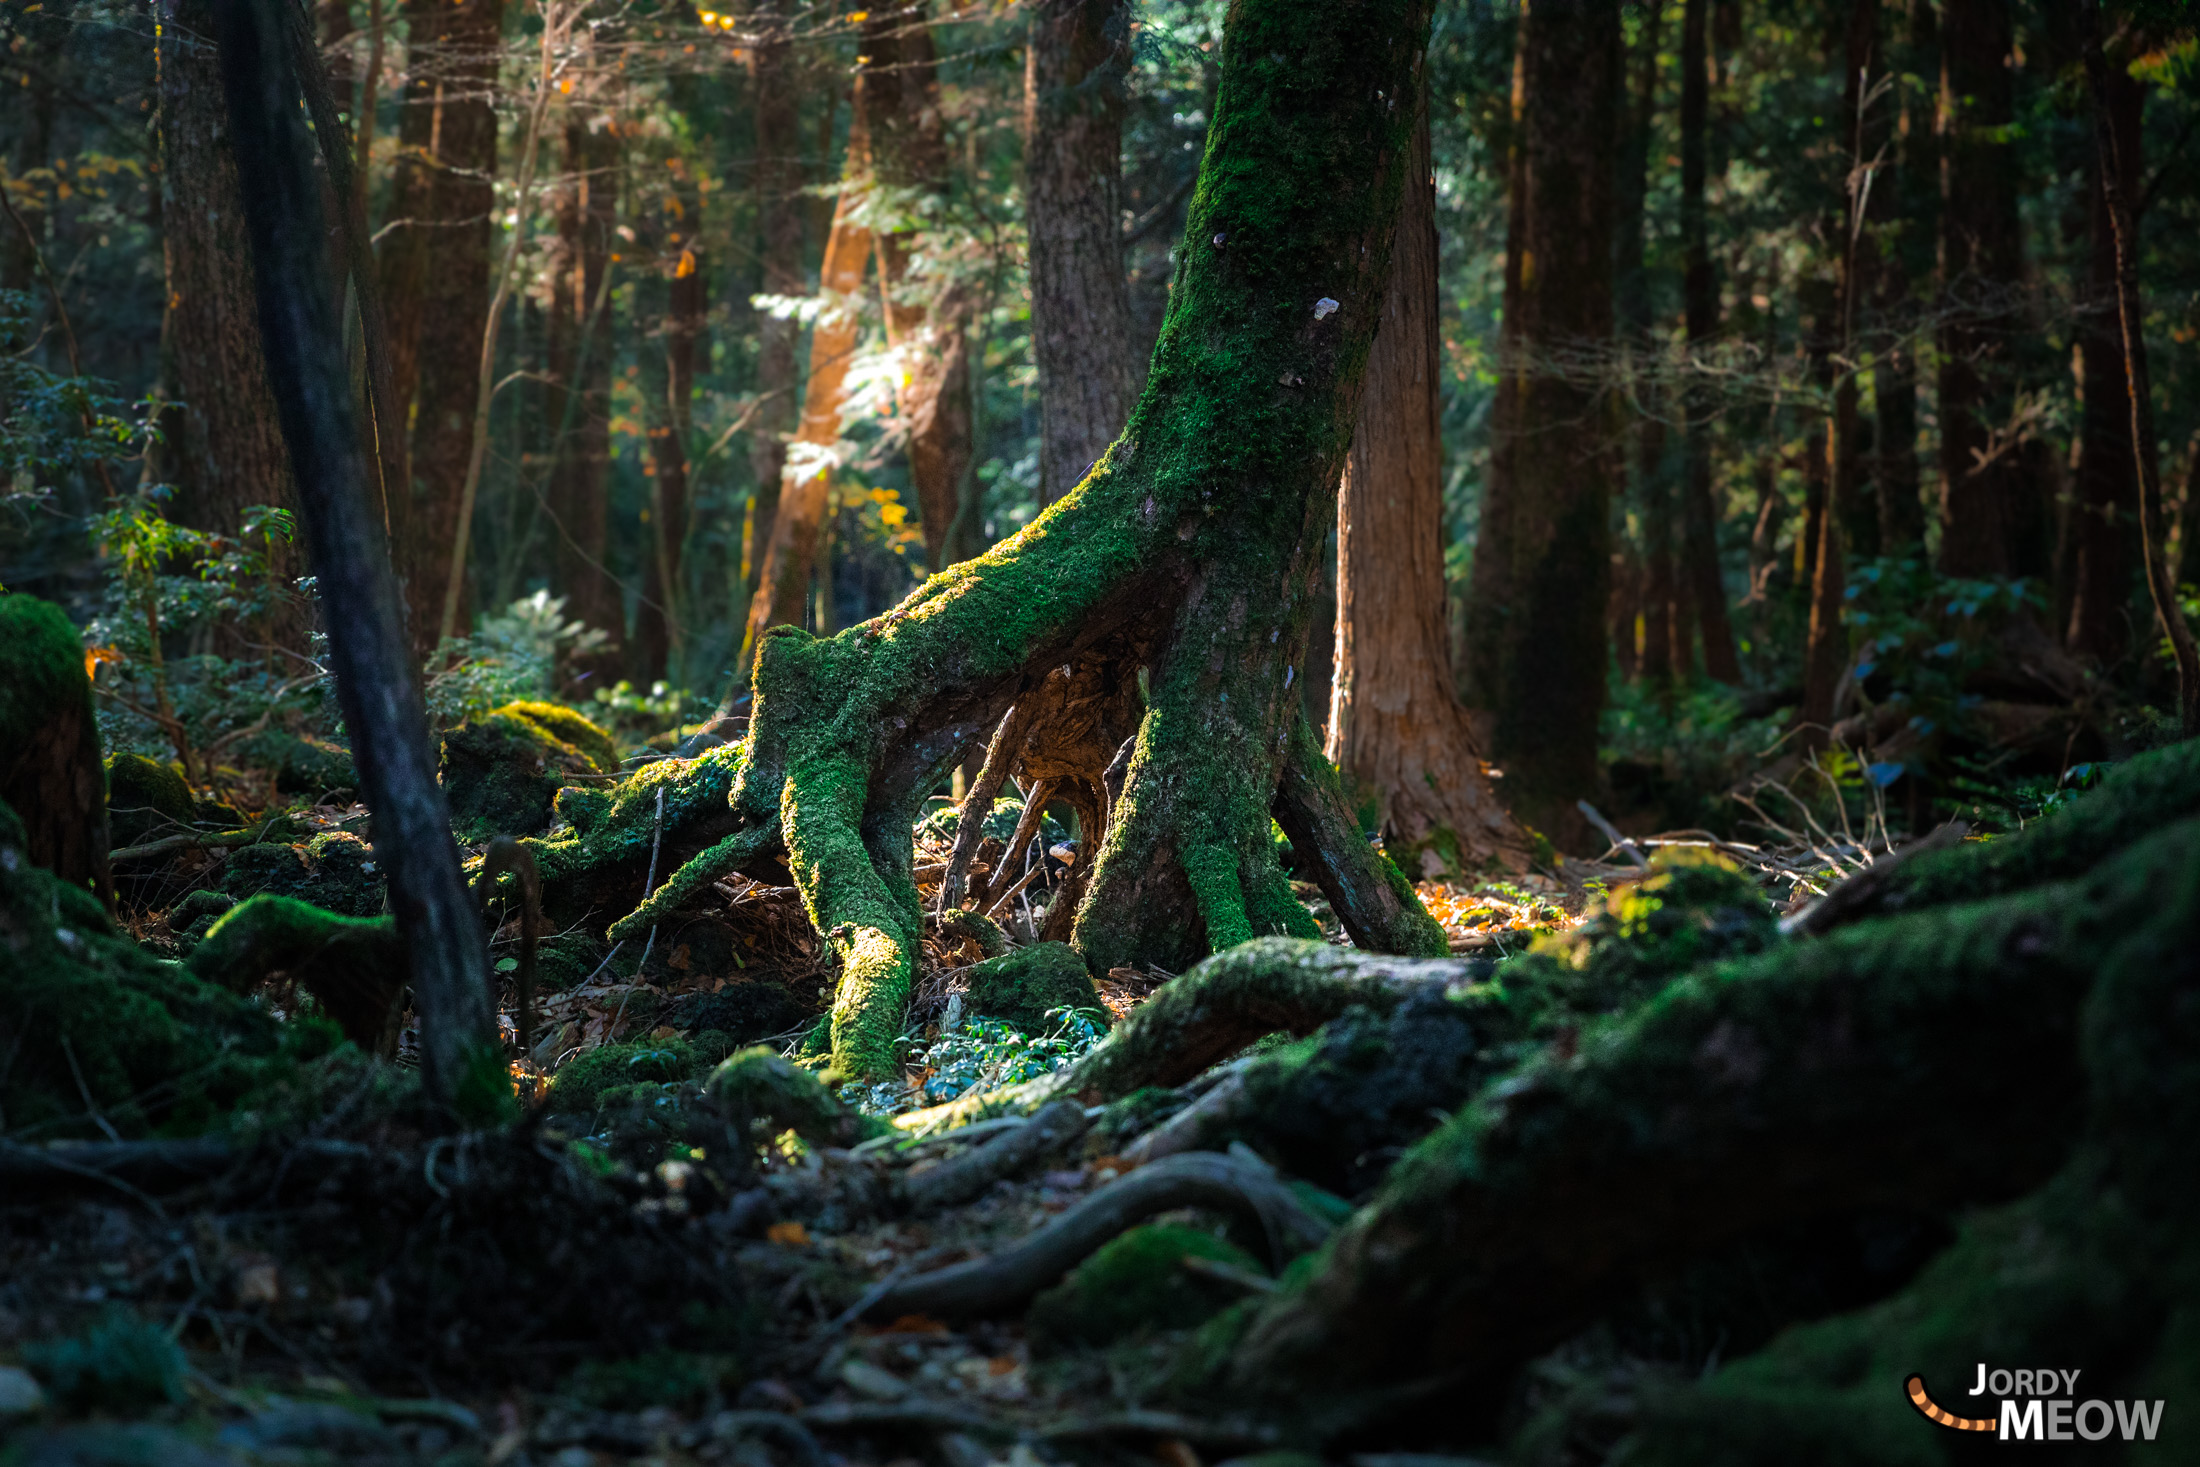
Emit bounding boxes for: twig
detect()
[61,1039,124,1144]
[1576,801,1649,871]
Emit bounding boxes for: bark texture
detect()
[1460,0,1621,848]
[1326,111,1526,876]
[745,2,804,607]
[1679,0,1740,684]
[549,105,622,658]
[1025,0,1137,508]
[154,0,299,609]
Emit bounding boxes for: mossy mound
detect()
[441,701,619,843]
[0,799,303,1137]
[703,1046,888,1148]
[104,752,197,848]
[662,981,812,1046]
[545,1038,703,1116]
[961,941,1107,1033]
[220,832,385,918]
[187,894,406,1050]
[0,595,109,896]
[261,732,358,796]
[1028,1224,1265,1349]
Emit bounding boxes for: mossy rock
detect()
[1,596,109,893]
[662,981,813,1046]
[1028,1224,1265,1349]
[961,942,1107,1033]
[0,798,303,1137]
[546,1038,702,1116]
[104,752,196,848]
[220,833,385,919]
[188,894,406,1050]
[441,700,619,843]
[265,733,358,797]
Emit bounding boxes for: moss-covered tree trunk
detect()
[550,0,1447,1081]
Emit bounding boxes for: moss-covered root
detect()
[704,1046,889,1150]
[937,906,1009,959]
[1272,711,1447,957]
[1183,820,2200,1428]
[0,594,110,903]
[188,895,407,1051]
[519,739,753,924]
[894,938,1479,1135]
[1818,735,2200,930]
[605,819,781,943]
[439,699,619,843]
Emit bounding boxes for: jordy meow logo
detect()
[1906,1366,2165,1443]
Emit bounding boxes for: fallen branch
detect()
[901,1099,1088,1213]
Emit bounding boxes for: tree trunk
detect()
[215,0,495,1118]
[733,103,874,685]
[537,0,1446,1082]
[637,242,703,684]
[1025,0,1136,510]
[399,0,500,653]
[154,0,300,628]
[866,6,975,573]
[2066,60,2140,666]
[1933,0,2024,580]
[550,109,622,662]
[372,0,444,521]
[1326,110,1528,878]
[1680,0,1741,684]
[1614,0,1674,688]
[745,1,804,608]
[0,595,111,909]
[1459,0,1621,850]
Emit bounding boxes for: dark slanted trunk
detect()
[537,0,1448,1082]
[1680,0,1741,684]
[1025,0,1137,509]
[745,0,804,606]
[2082,3,2200,734]
[1460,0,1622,849]
[154,0,300,636]
[1327,110,1528,877]
[866,6,975,572]
[215,0,494,1116]
[399,0,500,652]
[2066,61,2140,666]
[1933,0,2025,580]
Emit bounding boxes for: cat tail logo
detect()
[1906,1375,1997,1432]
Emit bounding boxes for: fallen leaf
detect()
[766,1221,811,1248]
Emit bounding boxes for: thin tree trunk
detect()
[638,243,703,682]
[2067,60,2141,665]
[1327,110,1528,877]
[1614,0,1673,688]
[215,0,494,1117]
[401,0,500,653]
[745,0,804,605]
[1459,0,1622,850]
[734,105,874,685]
[1934,0,2023,580]
[2082,3,2199,735]
[1025,0,1136,509]
[154,0,300,639]
[866,6,975,573]
[1680,0,1741,684]
[549,107,622,659]
[373,0,444,522]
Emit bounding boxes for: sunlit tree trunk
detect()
[1461,0,1621,849]
[1026,0,1136,510]
[1329,111,1528,876]
[400,0,499,653]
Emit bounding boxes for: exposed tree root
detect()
[866,1152,1335,1321]
[1176,815,2200,1435]
[901,1099,1089,1213]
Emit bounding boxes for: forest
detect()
[2,0,2199,1460]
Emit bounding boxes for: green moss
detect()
[546,1038,702,1115]
[267,732,358,795]
[440,700,619,842]
[0,594,90,760]
[568,1349,738,1411]
[522,739,748,901]
[24,1309,187,1415]
[103,752,196,847]
[187,894,405,1050]
[220,832,385,919]
[1028,1224,1267,1348]
[2,806,286,1137]
[702,1045,887,1147]
[962,941,1107,1032]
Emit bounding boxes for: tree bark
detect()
[549,106,622,661]
[371,0,444,522]
[2082,4,2200,735]
[1025,0,1137,509]
[1459,0,1621,849]
[867,5,975,572]
[637,241,703,684]
[2066,60,2140,666]
[733,100,873,688]
[539,0,1445,1081]
[1328,110,1526,877]
[399,0,500,652]
[745,0,804,608]
[1680,0,1741,684]
[1615,0,1675,688]
[153,0,299,627]
[215,0,496,1117]
[1933,0,2024,580]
